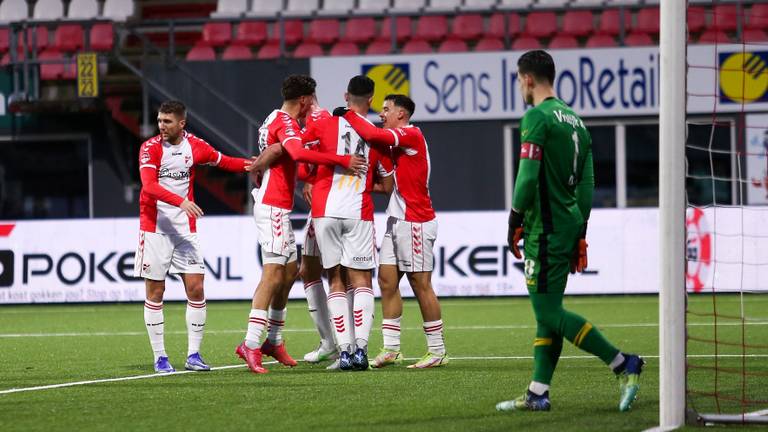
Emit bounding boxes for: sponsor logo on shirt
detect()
[158,168,191,180]
[352,256,373,263]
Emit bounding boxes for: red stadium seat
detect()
[548,35,579,49]
[379,16,412,43]
[38,49,64,80]
[585,34,617,48]
[437,38,467,53]
[401,39,432,54]
[687,7,706,35]
[0,28,9,53]
[365,40,392,55]
[20,26,49,52]
[746,4,768,30]
[293,42,323,58]
[488,13,520,39]
[474,37,504,52]
[624,32,654,47]
[561,10,593,38]
[257,43,281,59]
[697,30,733,45]
[744,28,768,43]
[597,9,631,36]
[222,44,252,60]
[308,19,340,45]
[1,49,24,66]
[512,36,541,50]
[329,41,359,56]
[235,21,267,46]
[186,42,216,61]
[524,12,557,38]
[202,22,232,47]
[341,17,376,44]
[451,14,484,41]
[90,23,114,52]
[54,25,84,52]
[413,15,448,42]
[634,7,660,35]
[268,19,303,46]
[710,5,738,32]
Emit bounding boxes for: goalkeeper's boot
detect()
[351,348,369,371]
[371,348,403,368]
[325,358,341,370]
[618,354,645,412]
[407,352,449,369]
[261,339,298,367]
[495,390,551,412]
[154,356,175,374]
[304,342,339,363]
[235,342,268,374]
[338,350,354,371]
[184,352,211,371]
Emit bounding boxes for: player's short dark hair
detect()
[282,74,317,101]
[347,75,375,98]
[517,50,556,85]
[158,100,186,119]
[384,94,415,117]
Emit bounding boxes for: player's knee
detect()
[532,305,563,329]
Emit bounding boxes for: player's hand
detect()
[180,199,204,218]
[345,154,367,175]
[244,156,259,172]
[302,182,313,205]
[570,239,588,273]
[332,106,349,117]
[250,169,263,188]
[507,209,524,259]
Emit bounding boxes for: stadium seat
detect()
[234,21,267,46]
[319,0,354,15]
[293,42,323,58]
[211,0,248,18]
[67,0,99,19]
[402,39,432,54]
[746,4,768,30]
[548,35,578,49]
[426,0,462,13]
[354,0,389,15]
[365,40,392,55]
[697,30,732,44]
[18,27,49,52]
[1,48,24,65]
[329,41,359,56]
[379,16,412,43]
[222,44,253,59]
[0,0,27,23]
[202,22,232,47]
[512,36,541,50]
[624,32,654,47]
[474,37,504,52]
[523,12,557,39]
[710,5,738,32]
[38,49,65,80]
[413,16,448,42]
[534,0,568,8]
[54,25,84,52]
[488,13,520,39]
[341,17,376,44]
[248,0,283,17]
[186,42,216,61]
[90,23,114,52]
[390,0,426,13]
[497,0,533,10]
[597,9,631,36]
[744,28,768,43]
[451,14,484,41]
[437,38,467,53]
[32,0,64,21]
[585,34,617,48]
[308,19,339,45]
[0,28,8,53]
[460,0,497,12]
[561,10,594,38]
[687,7,706,35]
[268,20,303,46]
[257,43,281,59]
[102,0,135,21]
[283,0,319,17]
[570,0,604,7]
[634,7,660,35]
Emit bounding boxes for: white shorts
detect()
[254,203,297,265]
[133,231,205,280]
[379,216,437,273]
[302,213,320,258]
[313,217,376,270]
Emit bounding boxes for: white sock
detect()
[529,381,550,396]
[186,299,206,356]
[305,279,334,348]
[144,300,166,360]
[346,285,356,350]
[267,308,287,345]
[423,319,446,355]
[353,287,375,352]
[382,316,402,351]
[245,309,268,349]
[609,352,626,372]
[327,291,352,353]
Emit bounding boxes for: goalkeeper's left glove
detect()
[507,209,524,259]
[570,221,588,273]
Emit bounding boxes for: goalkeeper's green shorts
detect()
[522,225,581,294]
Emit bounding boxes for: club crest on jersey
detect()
[185,155,192,166]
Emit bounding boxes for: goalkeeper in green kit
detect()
[496,50,644,413]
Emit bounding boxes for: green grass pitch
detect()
[1,295,766,431]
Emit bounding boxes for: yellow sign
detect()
[719,51,768,104]
[362,63,410,113]
[77,53,98,98]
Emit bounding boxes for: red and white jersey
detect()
[303,114,393,221]
[387,125,436,223]
[139,131,237,234]
[298,107,332,184]
[252,109,303,210]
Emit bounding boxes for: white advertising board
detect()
[746,113,768,205]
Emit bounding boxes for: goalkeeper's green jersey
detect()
[512,97,594,235]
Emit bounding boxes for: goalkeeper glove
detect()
[507,209,524,259]
[332,106,349,116]
[570,222,588,274]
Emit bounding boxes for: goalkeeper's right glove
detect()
[570,222,588,274]
[507,209,524,259]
